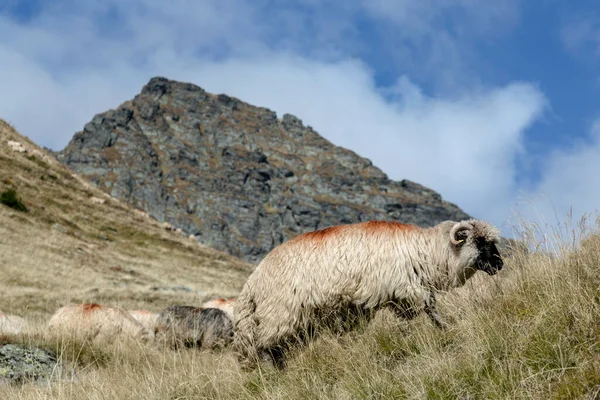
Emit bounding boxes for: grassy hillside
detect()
[0,120,598,398]
[0,119,252,320]
[1,217,598,399]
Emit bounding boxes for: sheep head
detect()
[450,219,503,275]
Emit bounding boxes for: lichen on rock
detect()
[0,344,63,385]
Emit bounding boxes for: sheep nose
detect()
[493,255,504,270]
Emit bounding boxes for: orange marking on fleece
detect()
[361,220,419,234]
[81,303,101,314]
[295,225,345,244]
[292,221,419,245]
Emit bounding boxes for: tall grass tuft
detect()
[0,188,28,212]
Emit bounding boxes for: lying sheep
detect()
[154,305,233,350]
[161,222,174,231]
[233,219,504,370]
[201,297,236,320]
[90,196,106,205]
[47,303,150,343]
[133,209,150,220]
[0,312,28,335]
[128,309,159,339]
[7,140,26,153]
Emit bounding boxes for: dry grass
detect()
[0,120,599,398]
[0,216,597,399]
[0,119,252,319]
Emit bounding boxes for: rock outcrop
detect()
[0,344,64,385]
[58,77,470,262]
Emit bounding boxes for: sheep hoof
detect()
[427,310,450,330]
[434,318,449,330]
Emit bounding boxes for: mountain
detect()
[0,120,251,318]
[57,77,471,262]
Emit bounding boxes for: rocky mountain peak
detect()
[57,77,470,262]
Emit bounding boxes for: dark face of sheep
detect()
[474,238,503,275]
[451,220,504,275]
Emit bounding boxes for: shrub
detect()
[0,189,28,212]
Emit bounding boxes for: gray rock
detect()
[51,223,67,234]
[0,344,62,385]
[57,77,472,262]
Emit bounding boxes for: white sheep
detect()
[7,140,26,153]
[47,303,150,343]
[233,219,503,369]
[90,196,106,205]
[0,312,29,335]
[161,222,174,231]
[201,297,236,320]
[133,209,150,220]
[128,309,159,339]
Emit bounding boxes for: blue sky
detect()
[1,0,599,239]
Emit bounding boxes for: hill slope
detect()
[57,77,470,262]
[0,120,251,319]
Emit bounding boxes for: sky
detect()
[1,0,599,241]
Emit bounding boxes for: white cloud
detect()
[181,58,545,229]
[360,0,521,91]
[561,16,600,60]
[362,0,519,33]
[0,40,145,149]
[514,119,600,239]
[6,0,600,239]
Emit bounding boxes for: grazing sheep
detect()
[7,140,26,153]
[0,312,28,335]
[28,148,52,163]
[201,297,236,320]
[161,222,174,231]
[133,209,150,220]
[128,310,159,338]
[233,219,504,370]
[154,305,233,350]
[90,196,106,205]
[47,303,150,343]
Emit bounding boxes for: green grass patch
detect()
[0,188,28,212]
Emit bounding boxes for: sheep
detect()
[133,209,150,220]
[161,222,174,231]
[90,196,106,205]
[0,312,28,335]
[128,309,159,339]
[47,303,151,343]
[201,297,236,320]
[233,219,504,370]
[7,140,26,153]
[154,305,233,350]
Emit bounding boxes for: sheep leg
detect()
[424,294,448,330]
[269,347,286,370]
[259,347,286,370]
[388,299,419,320]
